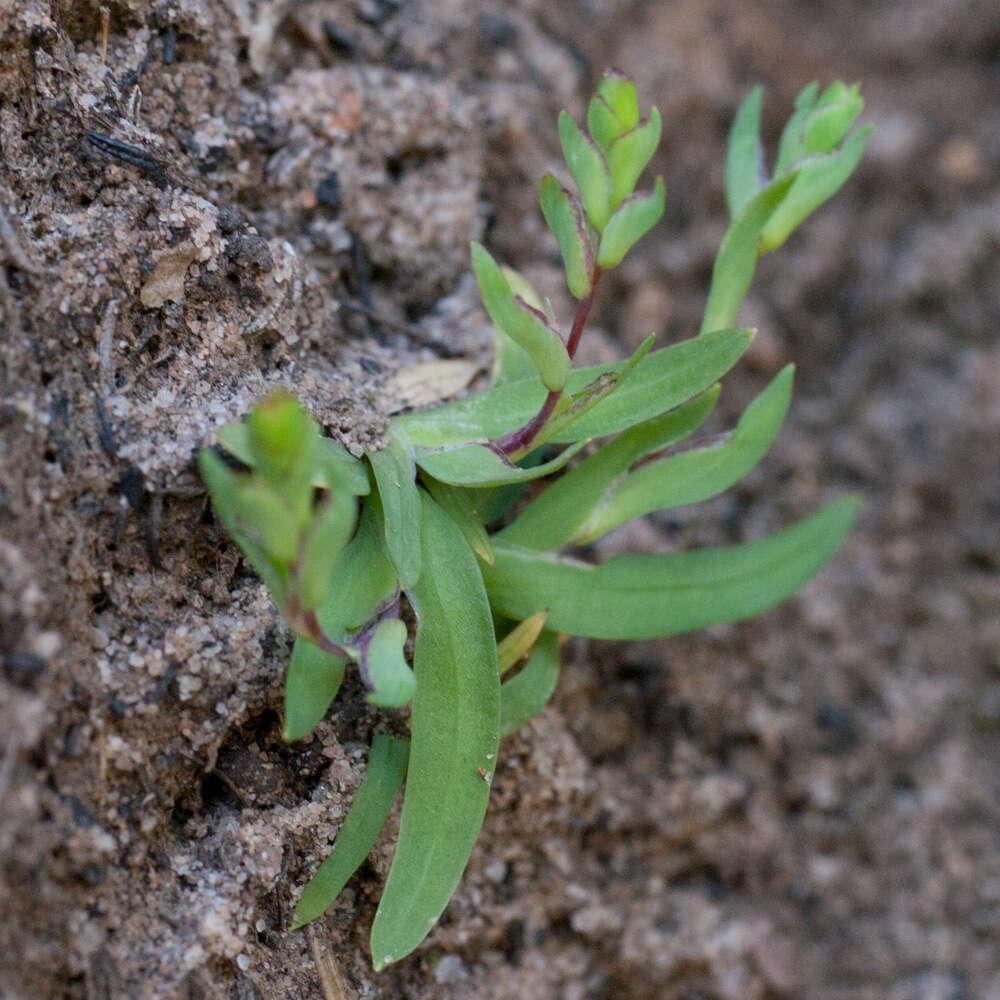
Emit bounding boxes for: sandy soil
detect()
[1,1,998,997]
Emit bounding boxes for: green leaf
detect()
[597,176,666,269]
[292,734,410,928]
[296,487,358,611]
[497,610,550,675]
[578,365,794,542]
[471,242,571,392]
[529,374,621,450]
[482,496,860,640]
[230,482,300,564]
[803,81,864,155]
[367,428,422,588]
[284,638,347,744]
[218,423,370,496]
[596,72,639,133]
[421,478,495,564]
[700,173,798,335]
[315,439,371,495]
[394,327,753,449]
[247,390,313,478]
[198,449,288,607]
[284,505,397,741]
[759,126,871,253]
[365,619,416,708]
[465,446,550,529]
[500,631,561,738]
[553,328,747,443]
[539,174,594,299]
[774,81,820,177]
[216,423,260,468]
[492,268,545,388]
[558,111,613,231]
[588,94,624,153]
[499,387,720,551]
[607,109,662,207]
[371,492,500,969]
[524,333,656,455]
[725,85,764,219]
[414,439,588,488]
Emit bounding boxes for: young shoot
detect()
[199,70,870,970]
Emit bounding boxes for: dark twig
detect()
[85,131,168,185]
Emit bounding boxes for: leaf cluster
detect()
[198,72,868,970]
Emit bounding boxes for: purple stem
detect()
[301,608,354,660]
[498,268,602,455]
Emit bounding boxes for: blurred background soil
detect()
[1,1,998,997]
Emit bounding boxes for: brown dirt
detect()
[1,1,998,998]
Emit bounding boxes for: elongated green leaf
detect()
[467,446,549,528]
[597,177,666,268]
[296,487,357,611]
[415,439,587,488]
[315,439,371,495]
[367,429,422,588]
[482,496,860,640]
[365,619,416,708]
[759,127,871,253]
[371,492,500,969]
[497,610,550,675]
[394,327,753,449]
[292,734,410,928]
[558,111,613,231]
[774,81,820,177]
[471,242,570,391]
[492,268,545,388]
[421,478,494,563]
[607,109,662,207]
[530,372,619,449]
[507,335,650,460]
[578,365,793,542]
[553,329,747,442]
[230,483,299,564]
[218,424,369,496]
[700,173,798,335]
[539,174,593,299]
[500,631,561,738]
[198,449,287,604]
[284,639,347,745]
[725,85,764,219]
[499,387,720,551]
[284,506,397,741]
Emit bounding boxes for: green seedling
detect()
[199,72,869,970]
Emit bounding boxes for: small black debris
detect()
[817,703,859,748]
[3,651,47,689]
[315,171,341,211]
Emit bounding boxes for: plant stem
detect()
[564,268,601,359]
[497,268,602,455]
[299,606,354,659]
